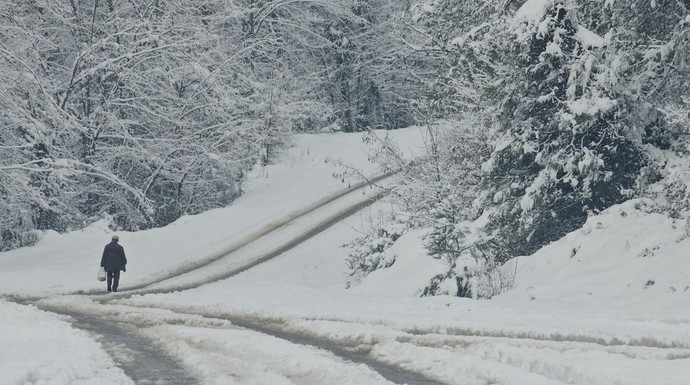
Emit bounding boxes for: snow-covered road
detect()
[113,171,392,296]
[21,166,445,385]
[31,288,690,385]
[35,296,446,385]
[3,128,690,385]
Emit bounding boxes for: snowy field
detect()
[2,126,690,385]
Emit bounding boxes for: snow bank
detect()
[496,199,690,320]
[0,300,132,385]
[350,229,447,296]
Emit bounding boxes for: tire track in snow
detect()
[403,324,690,350]
[36,299,447,385]
[101,300,686,385]
[132,187,386,296]
[38,305,200,385]
[225,314,690,385]
[112,303,684,385]
[276,314,690,350]
[82,171,394,298]
[199,312,447,385]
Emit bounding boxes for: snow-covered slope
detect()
[495,198,690,321]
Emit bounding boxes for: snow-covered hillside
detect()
[2,127,690,385]
[497,198,690,321]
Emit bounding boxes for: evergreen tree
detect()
[482,0,646,259]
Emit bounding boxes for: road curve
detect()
[17,169,453,385]
[82,171,395,299]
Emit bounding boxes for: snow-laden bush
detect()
[424,196,467,265]
[421,252,516,299]
[345,221,406,287]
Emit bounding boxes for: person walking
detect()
[100,235,127,292]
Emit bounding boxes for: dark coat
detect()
[101,241,127,272]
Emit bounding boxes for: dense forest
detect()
[2,0,689,300]
[0,0,426,250]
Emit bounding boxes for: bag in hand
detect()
[97,267,106,282]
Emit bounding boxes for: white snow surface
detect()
[0,300,133,385]
[2,127,690,385]
[574,26,606,48]
[514,0,555,24]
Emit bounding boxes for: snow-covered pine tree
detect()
[576,0,690,148]
[424,195,467,265]
[482,0,647,260]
